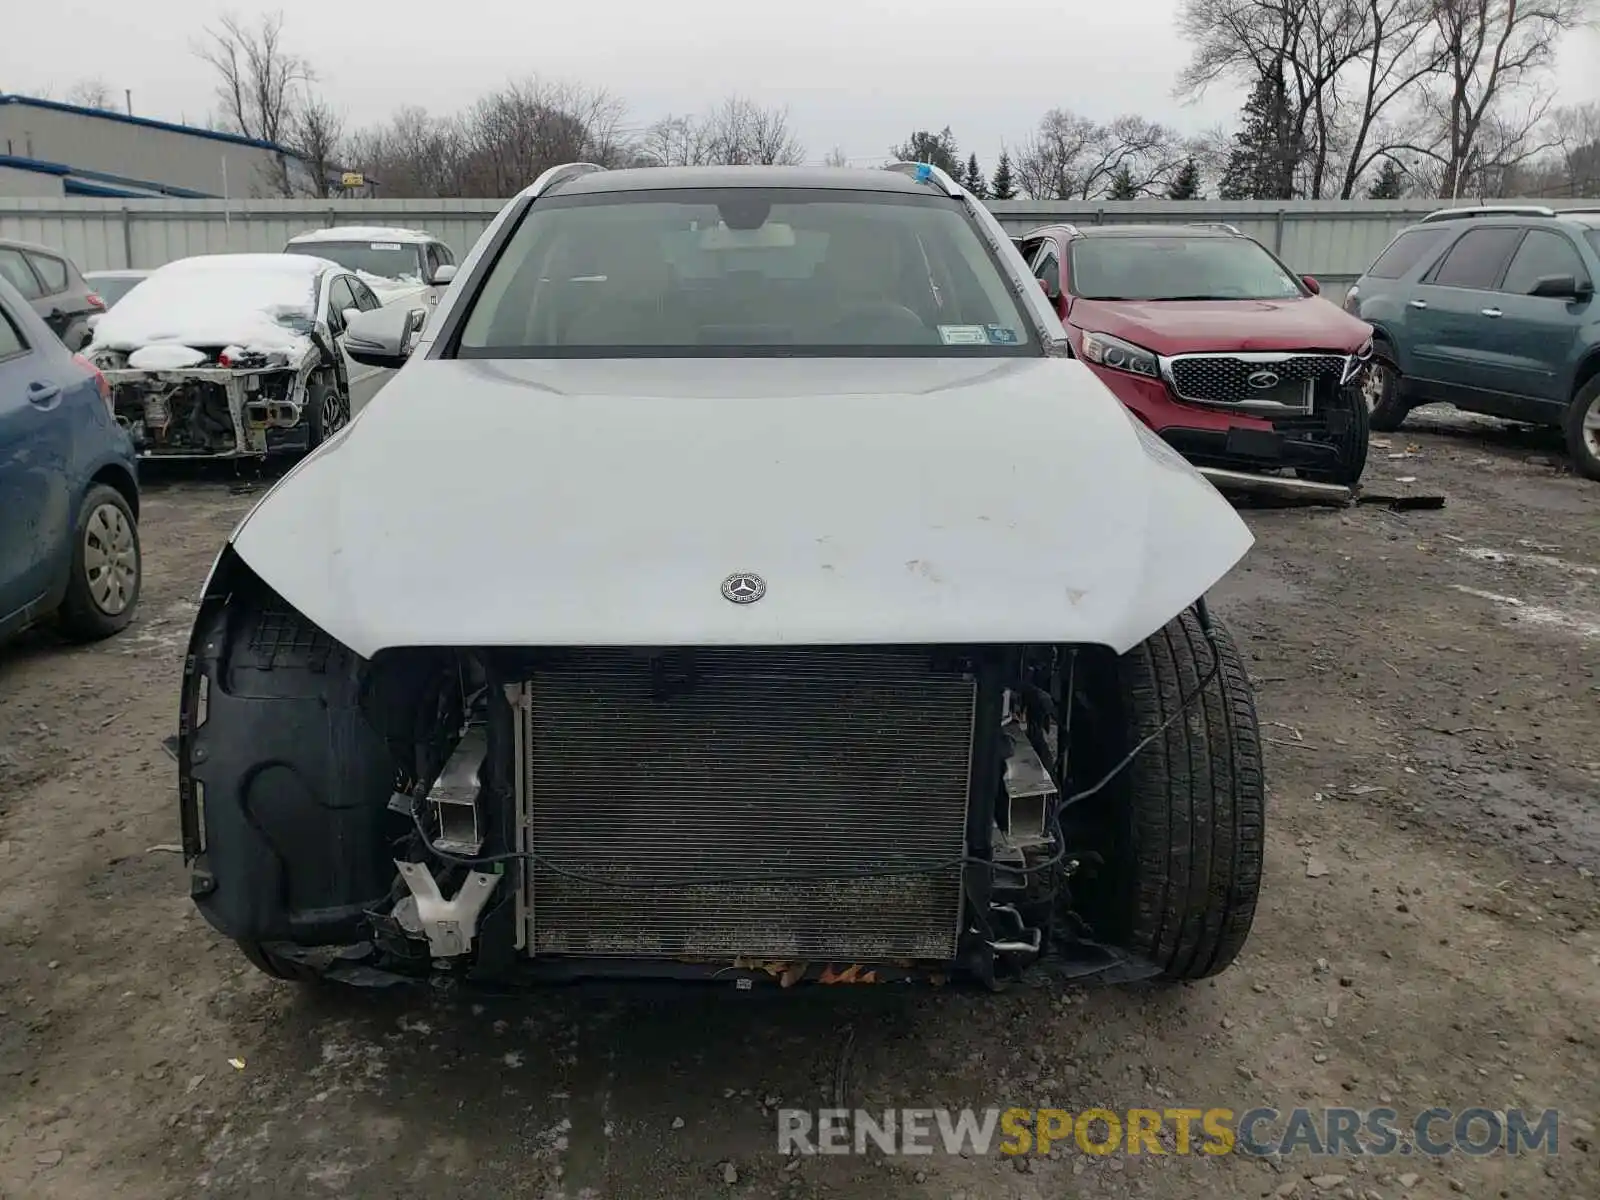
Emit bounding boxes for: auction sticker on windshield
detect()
[371,243,402,251]
[939,325,990,345]
[985,325,1020,344]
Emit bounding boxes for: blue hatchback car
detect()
[0,272,142,645]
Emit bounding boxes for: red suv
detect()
[1016,223,1376,485]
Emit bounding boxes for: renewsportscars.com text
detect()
[777,1107,1562,1157]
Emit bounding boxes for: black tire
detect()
[1362,356,1412,433]
[1300,381,1370,486]
[1099,609,1265,981]
[305,369,350,449]
[1562,375,1600,482]
[236,939,322,983]
[58,483,141,641]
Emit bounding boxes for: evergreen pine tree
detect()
[1367,158,1404,199]
[963,152,988,197]
[890,128,961,177]
[991,150,1017,200]
[1218,70,1297,200]
[1107,165,1139,200]
[1168,158,1201,200]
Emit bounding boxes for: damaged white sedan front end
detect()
[88,254,375,458]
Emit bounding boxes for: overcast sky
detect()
[11,0,1600,168]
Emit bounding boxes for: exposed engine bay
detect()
[177,551,1244,991]
[92,341,332,458]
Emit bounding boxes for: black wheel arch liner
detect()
[178,545,399,945]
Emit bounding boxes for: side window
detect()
[350,279,382,311]
[26,252,69,294]
[0,248,43,300]
[0,304,29,359]
[435,243,455,266]
[1499,230,1590,294]
[327,277,355,329]
[1366,228,1450,280]
[1427,228,1525,290]
[423,244,442,278]
[1034,249,1061,295]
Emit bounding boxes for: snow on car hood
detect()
[1072,296,1372,356]
[90,254,321,354]
[229,357,1253,658]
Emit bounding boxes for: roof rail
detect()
[885,161,964,198]
[1555,205,1600,215]
[523,162,606,200]
[1420,204,1556,223]
[1188,221,1242,235]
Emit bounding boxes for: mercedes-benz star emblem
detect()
[1246,369,1282,390]
[721,573,767,604]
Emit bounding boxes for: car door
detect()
[329,275,388,413]
[25,250,90,349]
[0,247,51,333]
[1025,239,1066,320]
[1479,228,1596,419]
[0,296,74,631]
[1404,226,1525,397]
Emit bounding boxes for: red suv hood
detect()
[1070,296,1371,357]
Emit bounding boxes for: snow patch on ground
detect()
[1450,585,1600,639]
[1461,546,1599,576]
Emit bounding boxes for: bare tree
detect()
[344,81,632,198]
[1330,0,1448,197]
[1016,109,1188,198]
[1177,0,1381,198]
[64,78,116,110]
[1548,102,1600,196]
[345,106,472,198]
[1420,0,1588,199]
[639,97,803,167]
[822,146,851,167]
[289,95,344,197]
[195,12,312,195]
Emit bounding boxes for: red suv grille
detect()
[1168,353,1347,405]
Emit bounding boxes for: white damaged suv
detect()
[177,163,1264,993]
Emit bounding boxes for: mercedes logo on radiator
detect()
[1246,369,1282,390]
[721,573,767,604]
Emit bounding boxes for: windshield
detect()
[285,240,421,282]
[89,275,146,307]
[1070,235,1305,301]
[455,188,1035,357]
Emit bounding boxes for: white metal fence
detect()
[3,195,1594,303]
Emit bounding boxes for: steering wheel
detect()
[823,301,930,340]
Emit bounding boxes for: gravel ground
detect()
[1,407,1597,1200]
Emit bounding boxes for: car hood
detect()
[1071,296,1371,356]
[228,357,1253,658]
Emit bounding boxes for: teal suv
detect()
[1345,205,1600,480]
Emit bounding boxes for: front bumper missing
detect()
[102,365,307,458]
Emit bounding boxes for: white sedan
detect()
[87,253,413,458]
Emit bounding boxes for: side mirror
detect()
[86,312,103,332]
[1529,273,1590,300]
[429,263,457,286]
[340,307,362,330]
[345,305,427,369]
[1301,274,1321,295]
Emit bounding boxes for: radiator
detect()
[513,647,976,962]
